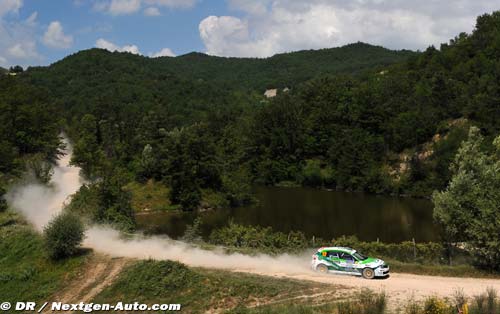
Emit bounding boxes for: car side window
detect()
[340,253,354,262]
[327,251,339,259]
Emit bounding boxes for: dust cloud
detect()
[6,138,314,275]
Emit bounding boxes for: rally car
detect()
[311,246,389,279]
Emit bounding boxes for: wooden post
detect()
[413,238,417,261]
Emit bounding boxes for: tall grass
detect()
[399,288,500,314]
[336,289,386,314]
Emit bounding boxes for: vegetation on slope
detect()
[92,259,334,314]
[0,211,87,303]
[15,13,500,218]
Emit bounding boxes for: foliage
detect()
[124,180,171,212]
[0,186,7,212]
[43,211,85,260]
[400,289,500,314]
[4,11,500,216]
[332,235,445,264]
[0,76,62,177]
[209,222,308,252]
[181,217,203,243]
[335,289,386,314]
[93,259,319,314]
[0,211,87,303]
[68,170,136,231]
[25,153,54,183]
[208,223,449,263]
[433,127,500,270]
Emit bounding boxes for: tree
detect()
[433,127,500,269]
[9,65,23,73]
[26,153,54,184]
[0,186,7,212]
[71,114,104,179]
[43,211,85,260]
[94,167,136,231]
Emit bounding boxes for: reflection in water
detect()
[137,187,438,243]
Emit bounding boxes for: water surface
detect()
[137,186,438,242]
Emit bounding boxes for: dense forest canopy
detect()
[2,12,500,228]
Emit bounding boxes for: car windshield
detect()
[353,252,368,261]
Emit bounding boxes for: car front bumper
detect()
[374,265,390,277]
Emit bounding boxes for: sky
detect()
[0,0,499,68]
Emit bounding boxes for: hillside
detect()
[162,42,415,89]
[6,11,500,214]
[27,42,414,91]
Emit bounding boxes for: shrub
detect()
[423,297,451,314]
[331,235,445,263]
[181,217,203,243]
[43,211,85,260]
[0,186,7,212]
[209,222,308,253]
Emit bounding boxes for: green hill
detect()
[27,42,414,91]
[8,11,500,212]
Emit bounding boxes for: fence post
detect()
[412,238,417,261]
[312,235,315,247]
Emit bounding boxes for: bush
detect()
[0,186,7,212]
[331,235,445,264]
[209,222,308,253]
[43,211,85,260]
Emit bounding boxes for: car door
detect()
[325,251,342,270]
[339,252,356,272]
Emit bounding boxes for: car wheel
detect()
[362,268,375,279]
[316,264,328,273]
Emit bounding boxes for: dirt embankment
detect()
[42,255,128,314]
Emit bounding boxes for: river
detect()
[137,186,438,243]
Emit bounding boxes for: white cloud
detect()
[95,38,141,54]
[42,21,73,49]
[0,0,42,66]
[25,11,37,25]
[7,41,38,59]
[109,0,140,15]
[96,39,176,58]
[143,6,160,16]
[150,47,175,57]
[144,0,197,9]
[95,0,197,15]
[200,0,500,57]
[0,0,22,17]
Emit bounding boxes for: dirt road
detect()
[42,255,128,314]
[235,268,500,309]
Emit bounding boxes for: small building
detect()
[264,89,278,98]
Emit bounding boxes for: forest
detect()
[1,12,500,234]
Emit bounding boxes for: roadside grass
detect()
[91,260,338,314]
[386,259,500,279]
[124,180,176,212]
[0,210,88,303]
[192,243,500,279]
[125,180,230,213]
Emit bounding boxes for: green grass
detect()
[125,180,175,212]
[92,260,330,314]
[0,210,88,303]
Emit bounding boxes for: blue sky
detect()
[0,0,498,67]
